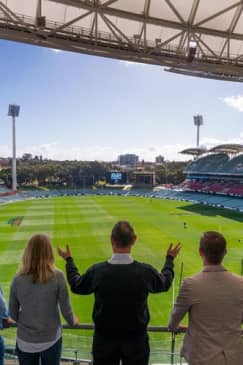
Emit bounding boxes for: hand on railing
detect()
[2,317,15,329]
[73,315,79,327]
[171,325,187,335]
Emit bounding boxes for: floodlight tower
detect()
[193,115,203,148]
[8,104,20,192]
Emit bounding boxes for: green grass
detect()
[1,195,243,361]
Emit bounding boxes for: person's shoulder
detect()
[55,268,66,275]
[133,261,157,272]
[181,274,200,286]
[55,269,65,279]
[91,261,109,270]
[11,273,25,284]
[80,261,108,274]
[187,272,201,280]
[227,271,243,283]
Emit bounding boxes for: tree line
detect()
[0,154,189,188]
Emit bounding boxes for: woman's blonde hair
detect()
[18,234,56,283]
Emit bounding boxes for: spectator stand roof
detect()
[1,1,243,81]
[208,144,243,154]
[180,147,207,156]
[181,144,243,162]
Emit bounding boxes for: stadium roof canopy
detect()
[180,147,207,156]
[208,144,243,154]
[2,1,243,82]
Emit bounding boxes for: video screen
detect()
[106,172,127,184]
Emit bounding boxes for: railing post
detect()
[170,332,176,365]
[73,350,80,364]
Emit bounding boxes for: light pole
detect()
[8,104,20,192]
[193,115,203,147]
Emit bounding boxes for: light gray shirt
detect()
[16,326,62,353]
[9,269,74,344]
[108,253,134,264]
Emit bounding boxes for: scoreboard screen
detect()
[106,172,127,184]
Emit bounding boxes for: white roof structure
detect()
[209,144,243,154]
[1,1,243,81]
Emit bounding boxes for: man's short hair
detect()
[199,231,226,265]
[111,221,135,248]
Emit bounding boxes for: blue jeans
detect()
[0,336,4,365]
[16,337,62,365]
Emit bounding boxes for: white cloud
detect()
[0,145,11,157]
[201,136,243,148]
[125,145,190,161]
[2,135,243,162]
[0,142,190,162]
[222,95,243,112]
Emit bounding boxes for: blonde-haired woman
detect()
[9,234,77,365]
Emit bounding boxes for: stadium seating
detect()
[186,153,229,173]
[220,154,243,174]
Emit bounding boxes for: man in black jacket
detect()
[58,221,181,365]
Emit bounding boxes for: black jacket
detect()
[66,256,174,335]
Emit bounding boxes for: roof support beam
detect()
[191,32,206,57]
[0,1,38,37]
[99,12,135,48]
[102,0,119,7]
[188,0,200,25]
[195,1,242,27]
[48,10,94,36]
[36,0,42,18]
[49,0,243,42]
[90,13,96,38]
[143,0,151,49]
[156,30,184,49]
[220,2,243,57]
[0,1,26,23]
[193,32,219,59]
[164,0,185,23]
[0,3,12,20]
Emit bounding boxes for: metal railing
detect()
[5,323,187,365]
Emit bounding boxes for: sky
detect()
[1,40,243,162]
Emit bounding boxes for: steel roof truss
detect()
[193,32,220,59]
[49,0,243,42]
[195,1,242,27]
[0,1,23,22]
[164,0,185,23]
[99,11,134,48]
[188,0,200,25]
[191,33,206,58]
[102,0,118,7]
[48,9,94,37]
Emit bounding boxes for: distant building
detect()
[155,155,164,164]
[118,154,139,166]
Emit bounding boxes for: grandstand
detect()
[180,144,243,199]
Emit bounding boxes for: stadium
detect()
[1,1,243,365]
